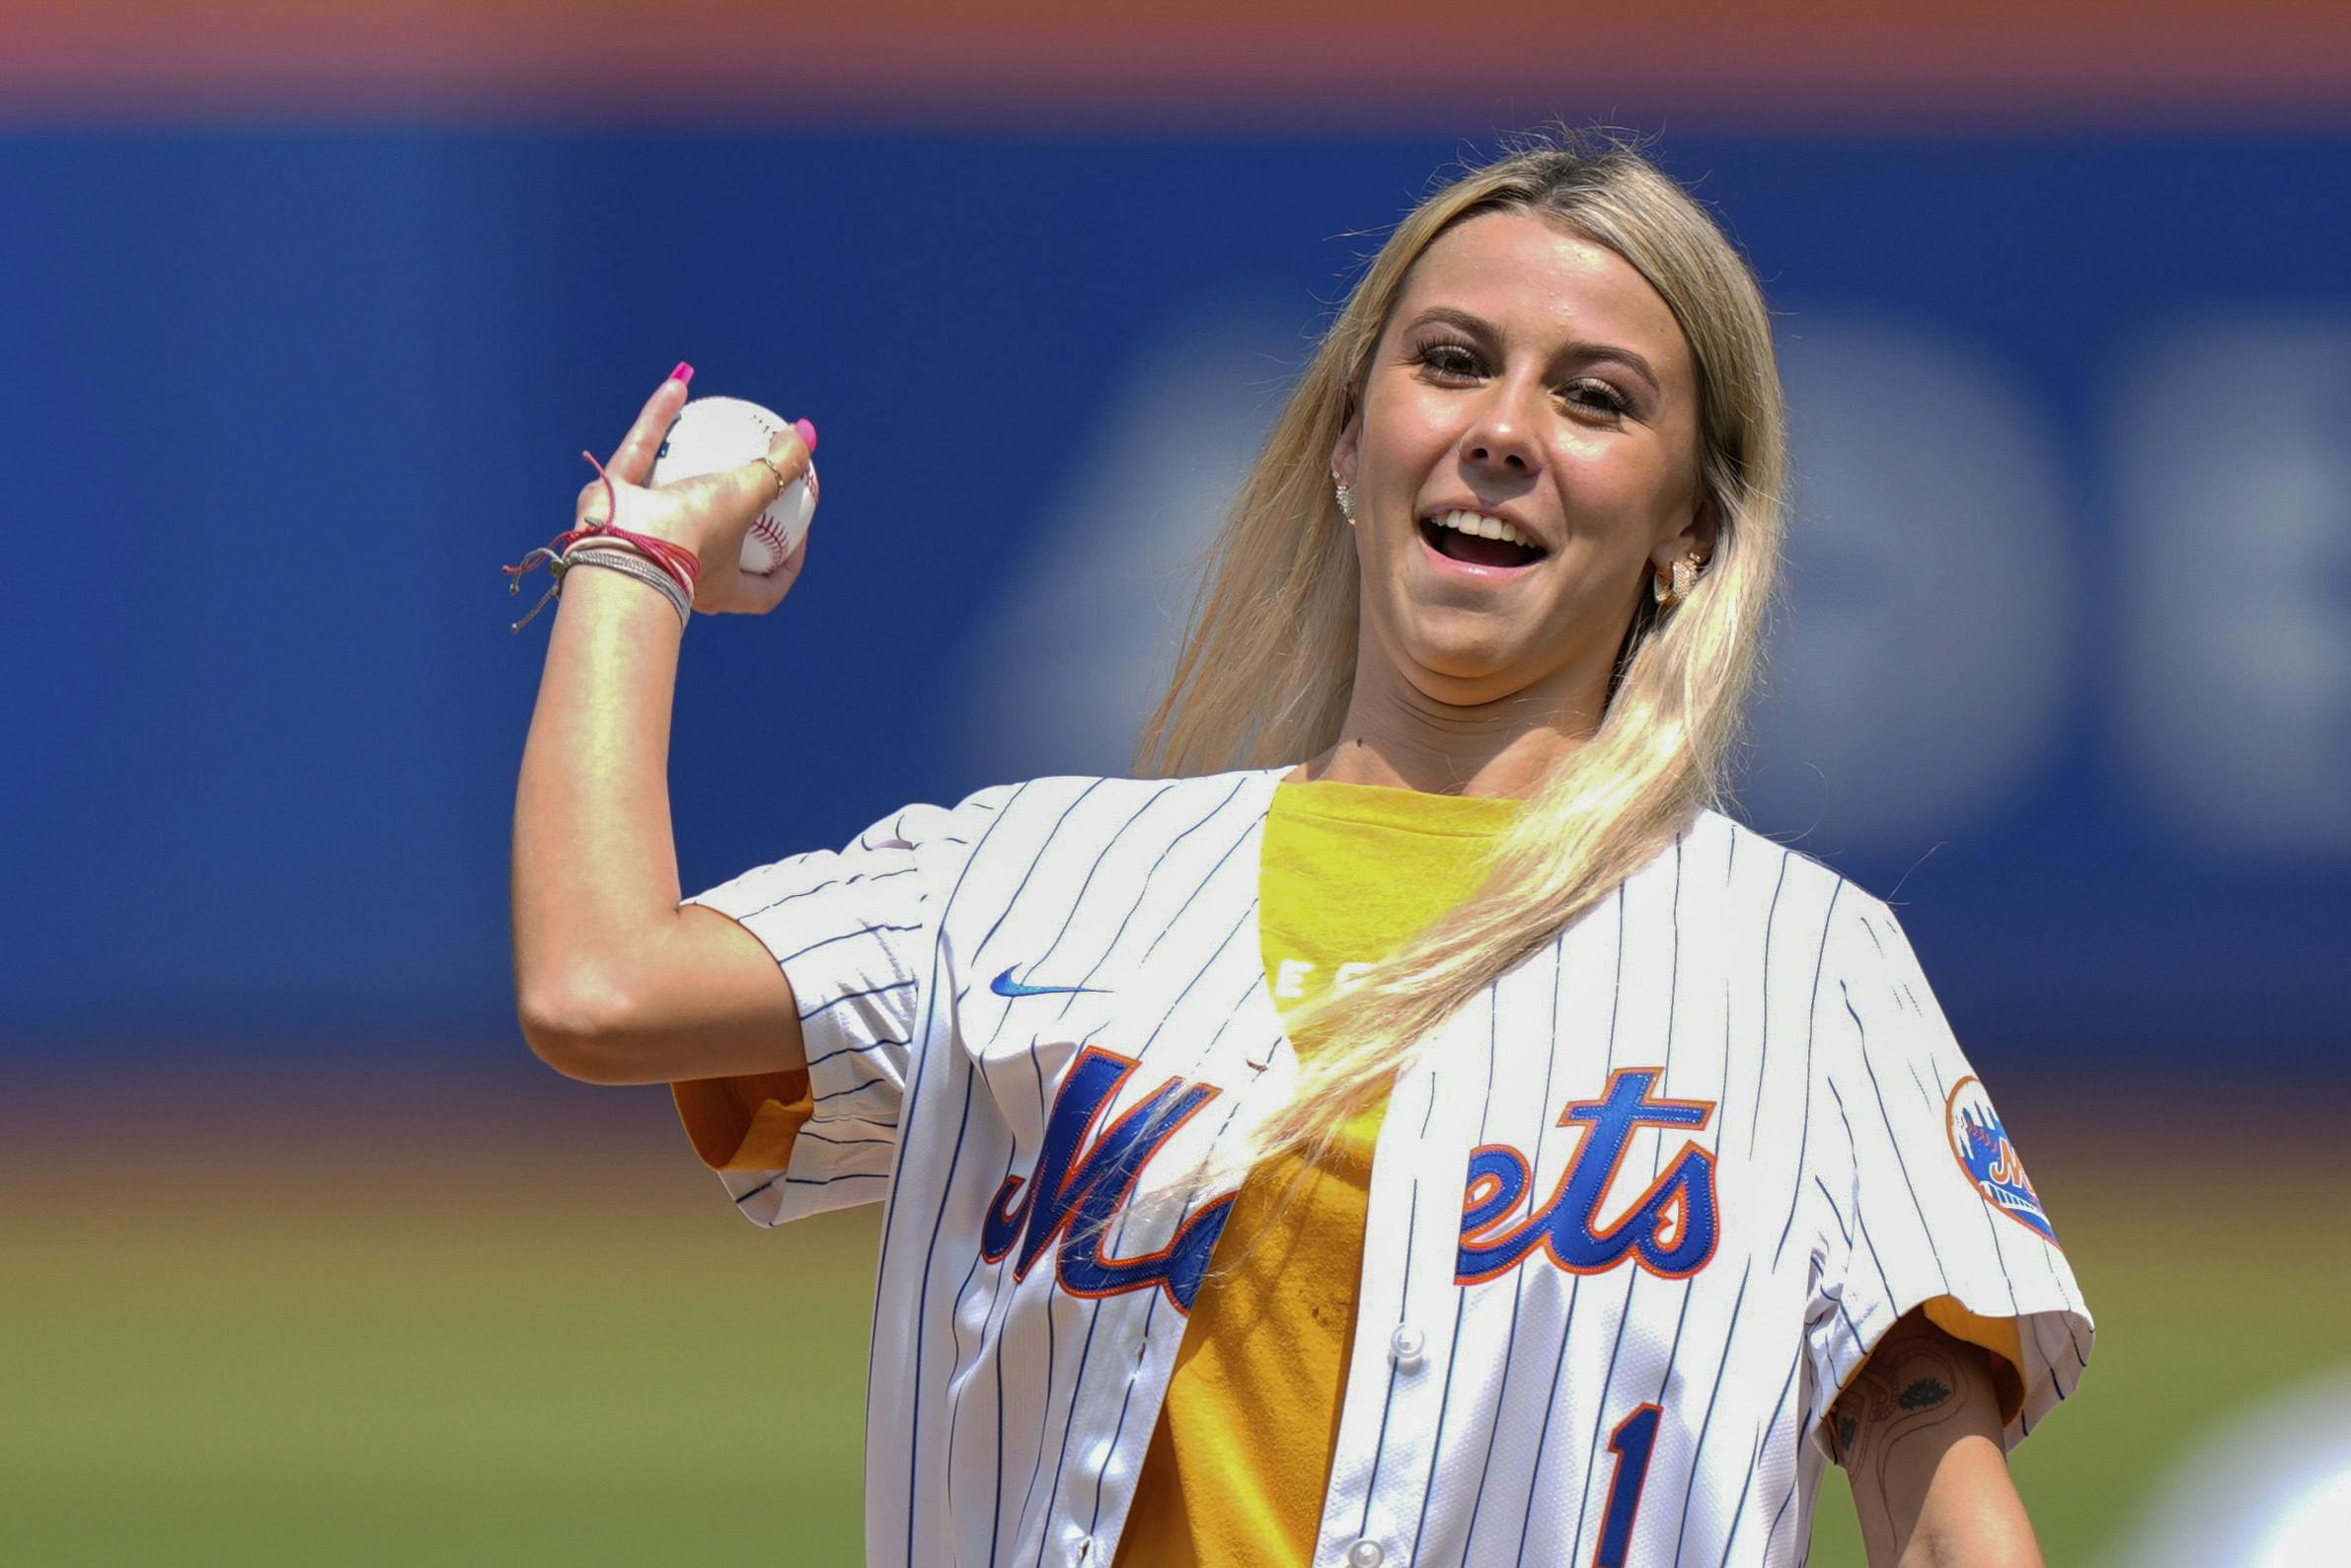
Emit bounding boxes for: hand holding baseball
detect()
[577,365,816,615]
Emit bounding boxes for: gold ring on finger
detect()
[754,453,791,494]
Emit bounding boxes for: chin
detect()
[1403,646,1536,705]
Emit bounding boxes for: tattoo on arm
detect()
[1829,1311,2038,1566]
[1829,1319,1982,1550]
[1898,1377,1951,1412]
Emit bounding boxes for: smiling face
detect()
[1331,207,1717,718]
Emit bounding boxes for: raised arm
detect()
[1828,1309,2046,1567]
[512,367,815,1086]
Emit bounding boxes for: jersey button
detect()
[1345,1538,1385,1567]
[1389,1324,1426,1372]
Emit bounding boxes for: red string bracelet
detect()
[501,451,704,629]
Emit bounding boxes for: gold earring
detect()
[1332,473,1356,524]
[1653,555,1701,609]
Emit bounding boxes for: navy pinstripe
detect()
[1746,852,1792,1157]
[1351,1068,1447,1542]
[805,1035,911,1070]
[858,780,1032,1563]
[1453,933,1569,1565]
[965,784,1188,1568]
[939,783,1180,1560]
[775,923,927,965]
[1669,1262,1754,1565]
[1560,887,1635,1559]
[1714,1340,1807,1567]
[908,781,1109,1564]
[742,864,920,919]
[1003,784,1261,1558]
[1511,886,1629,1565]
[1771,886,1845,1271]
[1016,802,1270,1557]
[1844,985,1954,1297]
[1405,998,1506,1565]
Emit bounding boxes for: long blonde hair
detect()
[1136,130,1789,1180]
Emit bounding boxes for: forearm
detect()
[512,566,693,1051]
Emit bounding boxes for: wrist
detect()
[560,541,693,629]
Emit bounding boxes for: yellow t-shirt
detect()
[1114,779,1520,1568]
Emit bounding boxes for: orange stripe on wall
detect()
[1,0,2346,125]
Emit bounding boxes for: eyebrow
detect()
[1404,305,1662,394]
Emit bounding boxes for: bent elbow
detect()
[516,966,649,1085]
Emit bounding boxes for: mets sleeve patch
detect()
[1944,1075,2056,1243]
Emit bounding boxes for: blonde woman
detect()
[514,134,2091,1568]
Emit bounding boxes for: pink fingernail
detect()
[669,361,694,385]
[794,417,818,453]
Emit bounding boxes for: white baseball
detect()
[646,395,819,576]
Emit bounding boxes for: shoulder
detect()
[910,769,1286,960]
[954,768,1285,832]
[1674,810,1937,988]
[1680,808,1888,925]
[919,768,1285,874]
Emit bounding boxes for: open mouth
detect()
[1418,509,1546,570]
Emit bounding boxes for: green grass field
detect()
[8,1077,2341,1564]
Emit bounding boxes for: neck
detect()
[1297,662,1607,800]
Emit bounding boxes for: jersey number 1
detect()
[1593,1402,1662,1568]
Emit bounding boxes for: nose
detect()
[1462,384,1540,477]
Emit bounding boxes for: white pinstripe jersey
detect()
[687,768,2092,1568]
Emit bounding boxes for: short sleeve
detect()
[1804,894,2094,1450]
[671,786,1008,1228]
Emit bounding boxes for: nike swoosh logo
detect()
[990,966,1106,999]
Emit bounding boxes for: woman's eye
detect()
[1565,379,1631,417]
[1416,343,1483,380]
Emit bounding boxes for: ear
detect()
[1329,398,1360,489]
[1650,490,1720,576]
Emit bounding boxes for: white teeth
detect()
[1429,509,1537,550]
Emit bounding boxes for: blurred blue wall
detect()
[3,130,2344,1067]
